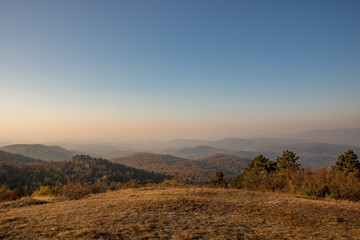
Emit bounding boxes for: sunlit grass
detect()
[1,187,360,239]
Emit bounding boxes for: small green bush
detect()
[303,185,330,198]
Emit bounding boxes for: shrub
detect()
[0,185,21,202]
[32,186,59,197]
[242,171,263,190]
[229,174,244,189]
[61,183,90,200]
[328,172,360,201]
[242,169,305,193]
[303,185,331,198]
[161,179,188,188]
[89,182,108,194]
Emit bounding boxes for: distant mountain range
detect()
[293,128,360,146]
[1,128,359,172]
[162,141,360,169]
[66,144,134,159]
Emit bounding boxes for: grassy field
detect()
[1,187,360,239]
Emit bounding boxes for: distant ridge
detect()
[0,144,75,161]
[296,128,360,146]
[163,141,360,169]
[0,150,42,163]
[164,146,231,159]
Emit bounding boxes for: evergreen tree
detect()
[331,149,359,173]
[210,170,227,188]
[276,150,301,171]
[245,155,277,174]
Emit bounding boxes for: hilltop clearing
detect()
[1,187,360,239]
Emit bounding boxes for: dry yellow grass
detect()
[1,187,360,239]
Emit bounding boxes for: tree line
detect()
[211,149,360,201]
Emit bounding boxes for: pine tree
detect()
[245,155,277,174]
[331,149,359,173]
[276,150,301,171]
[210,170,227,188]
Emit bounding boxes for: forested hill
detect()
[0,150,42,163]
[111,153,249,183]
[0,155,169,195]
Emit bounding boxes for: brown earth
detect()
[1,187,360,239]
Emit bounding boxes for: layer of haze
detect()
[1,0,360,143]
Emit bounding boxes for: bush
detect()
[242,171,263,190]
[230,174,244,189]
[328,172,360,201]
[0,185,21,202]
[89,182,108,194]
[61,183,90,200]
[303,185,331,198]
[161,179,188,188]
[32,186,59,197]
[240,169,305,193]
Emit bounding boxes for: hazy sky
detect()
[1,0,360,142]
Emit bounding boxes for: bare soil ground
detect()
[1,187,360,239]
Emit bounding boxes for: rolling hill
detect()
[163,146,231,159]
[0,144,75,161]
[0,150,42,163]
[111,153,249,183]
[0,155,169,195]
[194,153,249,176]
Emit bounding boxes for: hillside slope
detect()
[1,187,360,239]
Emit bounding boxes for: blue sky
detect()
[1,0,360,142]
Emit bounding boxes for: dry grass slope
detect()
[1,187,360,239]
